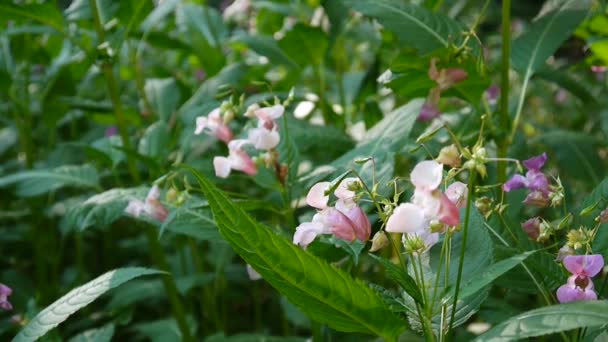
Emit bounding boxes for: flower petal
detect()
[411,160,443,191]
[523,153,547,171]
[293,221,326,248]
[386,203,426,233]
[583,254,605,277]
[306,182,330,209]
[213,156,232,178]
[418,101,441,121]
[246,264,262,281]
[556,283,585,303]
[194,116,208,135]
[342,206,371,242]
[438,192,460,226]
[248,127,280,150]
[335,177,358,202]
[503,174,527,192]
[445,181,467,208]
[125,199,145,217]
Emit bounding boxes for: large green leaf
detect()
[511,0,591,76]
[233,34,300,69]
[187,168,405,339]
[0,164,100,197]
[138,121,171,160]
[144,79,181,122]
[278,24,328,67]
[475,301,608,342]
[368,254,423,305]
[67,324,115,342]
[0,3,64,32]
[343,0,466,55]
[13,268,162,342]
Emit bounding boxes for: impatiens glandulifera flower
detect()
[503,153,550,207]
[419,58,468,121]
[0,283,13,311]
[521,217,541,240]
[556,254,604,303]
[125,185,169,222]
[293,178,371,248]
[245,104,285,150]
[386,161,463,250]
[213,139,257,178]
[195,108,234,143]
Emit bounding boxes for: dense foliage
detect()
[1,0,608,341]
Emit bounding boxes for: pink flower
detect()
[0,283,12,311]
[556,255,604,303]
[293,178,370,248]
[253,104,284,130]
[247,123,280,150]
[195,108,233,143]
[503,153,550,207]
[521,217,541,240]
[125,185,169,222]
[105,126,118,137]
[386,161,462,249]
[419,59,468,121]
[213,139,257,178]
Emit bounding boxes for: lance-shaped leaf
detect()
[187,167,406,339]
[13,268,162,342]
[343,0,467,54]
[475,301,608,342]
[0,164,100,197]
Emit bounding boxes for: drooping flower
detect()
[213,139,257,178]
[293,178,370,248]
[195,108,233,143]
[125,185,169,222]
[386,161,462,250]
[0,283,13,311]
[419,59,468,121]
[556,254,604,303]
[503,153,550,207]
[521,217,541,240]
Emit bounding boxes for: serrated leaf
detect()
[457,250,537,300]
[511,0,591,77]
[278,24,328,67]
[0,164,100,197]
[160,206,222,241]
[343,0,467,55]
[369,254,423,305]
[186,167,406,339]
[475,301,608,342]
[13,267,162,342]
[144,79,181,122]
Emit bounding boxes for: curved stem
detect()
[446,171,476,340]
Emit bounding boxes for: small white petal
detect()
[213,156,232,178]
[248,127,280,150]
[125,200,145,217]
[334,177,357,202]
[246,264,263,281]
[306,182,331,209]
[293,221,326,247]
[411,160,443,190]
[146,185,161,202]
[386,203,426,233]
[194,116,208,135]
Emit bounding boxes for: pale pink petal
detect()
[248,127,280,150]
[438,193,460,226]
[125,200,146,217]
[255,104,284,121]
[208,107,221,121]
[411,160,443,191]
[306,182,330,209]
[582,255,605,277]
[334,177,358,202]
[146,185,161,202]
[230,150,257,176]
[386,203,426,233]
[342,206,371,241]
[412,188,441,218]
[213,156,232,178]
[215,124,233,143]
[445,182,467,208]
[326,208,357,242]
[227,139,251,151]
[293,221,326,248]
[194,116,208,135]
[557,283,585,303]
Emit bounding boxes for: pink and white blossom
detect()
[195,108,233,143]
[556,254,604,303]
[213,139,257,178]
[247,122,280,150]
[125,185,169,222]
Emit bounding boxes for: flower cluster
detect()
[293,178,371,248]
[195,102,285,178]
[0,283,12,311]
[419,58,468,121]
[503,153,555,207]
[124,185,169,222]
[556,255,604,303]
[386,160,466,251]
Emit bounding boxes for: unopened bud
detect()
[599,208,608,223]
[567,227,592,250]
[475,196,493,217]
[521,217,541,240]
[436,144,461,167]
[369,231,389,252]
[245,103,260,118]
[403,235,426,255]
[166,188,179,204]
[538,220,553,242]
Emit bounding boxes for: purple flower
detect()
[105,126,118,137]
[503,153,550,207]
[556,255,604,303]
[521,217,541,240]
[418,102,441,121]
[485,84,500,105]
[0,283,13,311]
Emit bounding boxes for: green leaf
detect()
[138,121,171,160]
[67,324,115,342]
[535,67,596,104]
[0,164,100,197]
[343,0,466,54]
[278,24,328,67]
[160,206,222,241]
[141,0,179,31]
[368,254,423,305]
[0,3,64,33]
[186,167,405,339]
[457,250,537,300]
[475,301,608,342]
[511,0,591,77]
[144,78,181,122]
[205,333,307,342]
[13,267,162,342]
[233,34,300,69]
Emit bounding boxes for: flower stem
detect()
[497,0,511,184]
[446,171,476,340]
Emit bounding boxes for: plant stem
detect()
[145,227,194,342]
[89,0,140,183]
[497,0,511,183]
[446,171,476,340]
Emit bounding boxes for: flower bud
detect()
[599,208,608,224]
[521,217,541,240]
[245,103,260,118]
[538,220,554,242]
[567,227,592,250]
[403,235,426,255]
[369,231,389,252]
[436,144,461,167]
[475,196,493,217]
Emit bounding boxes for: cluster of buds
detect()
[195,95,290,179]
[293,178,371,248]
[566,227,594,251]
[462,145,488,178]
[124,185,170,222]
[385,160,467,253]
[503,153,562,208]
[419,58,468,121]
